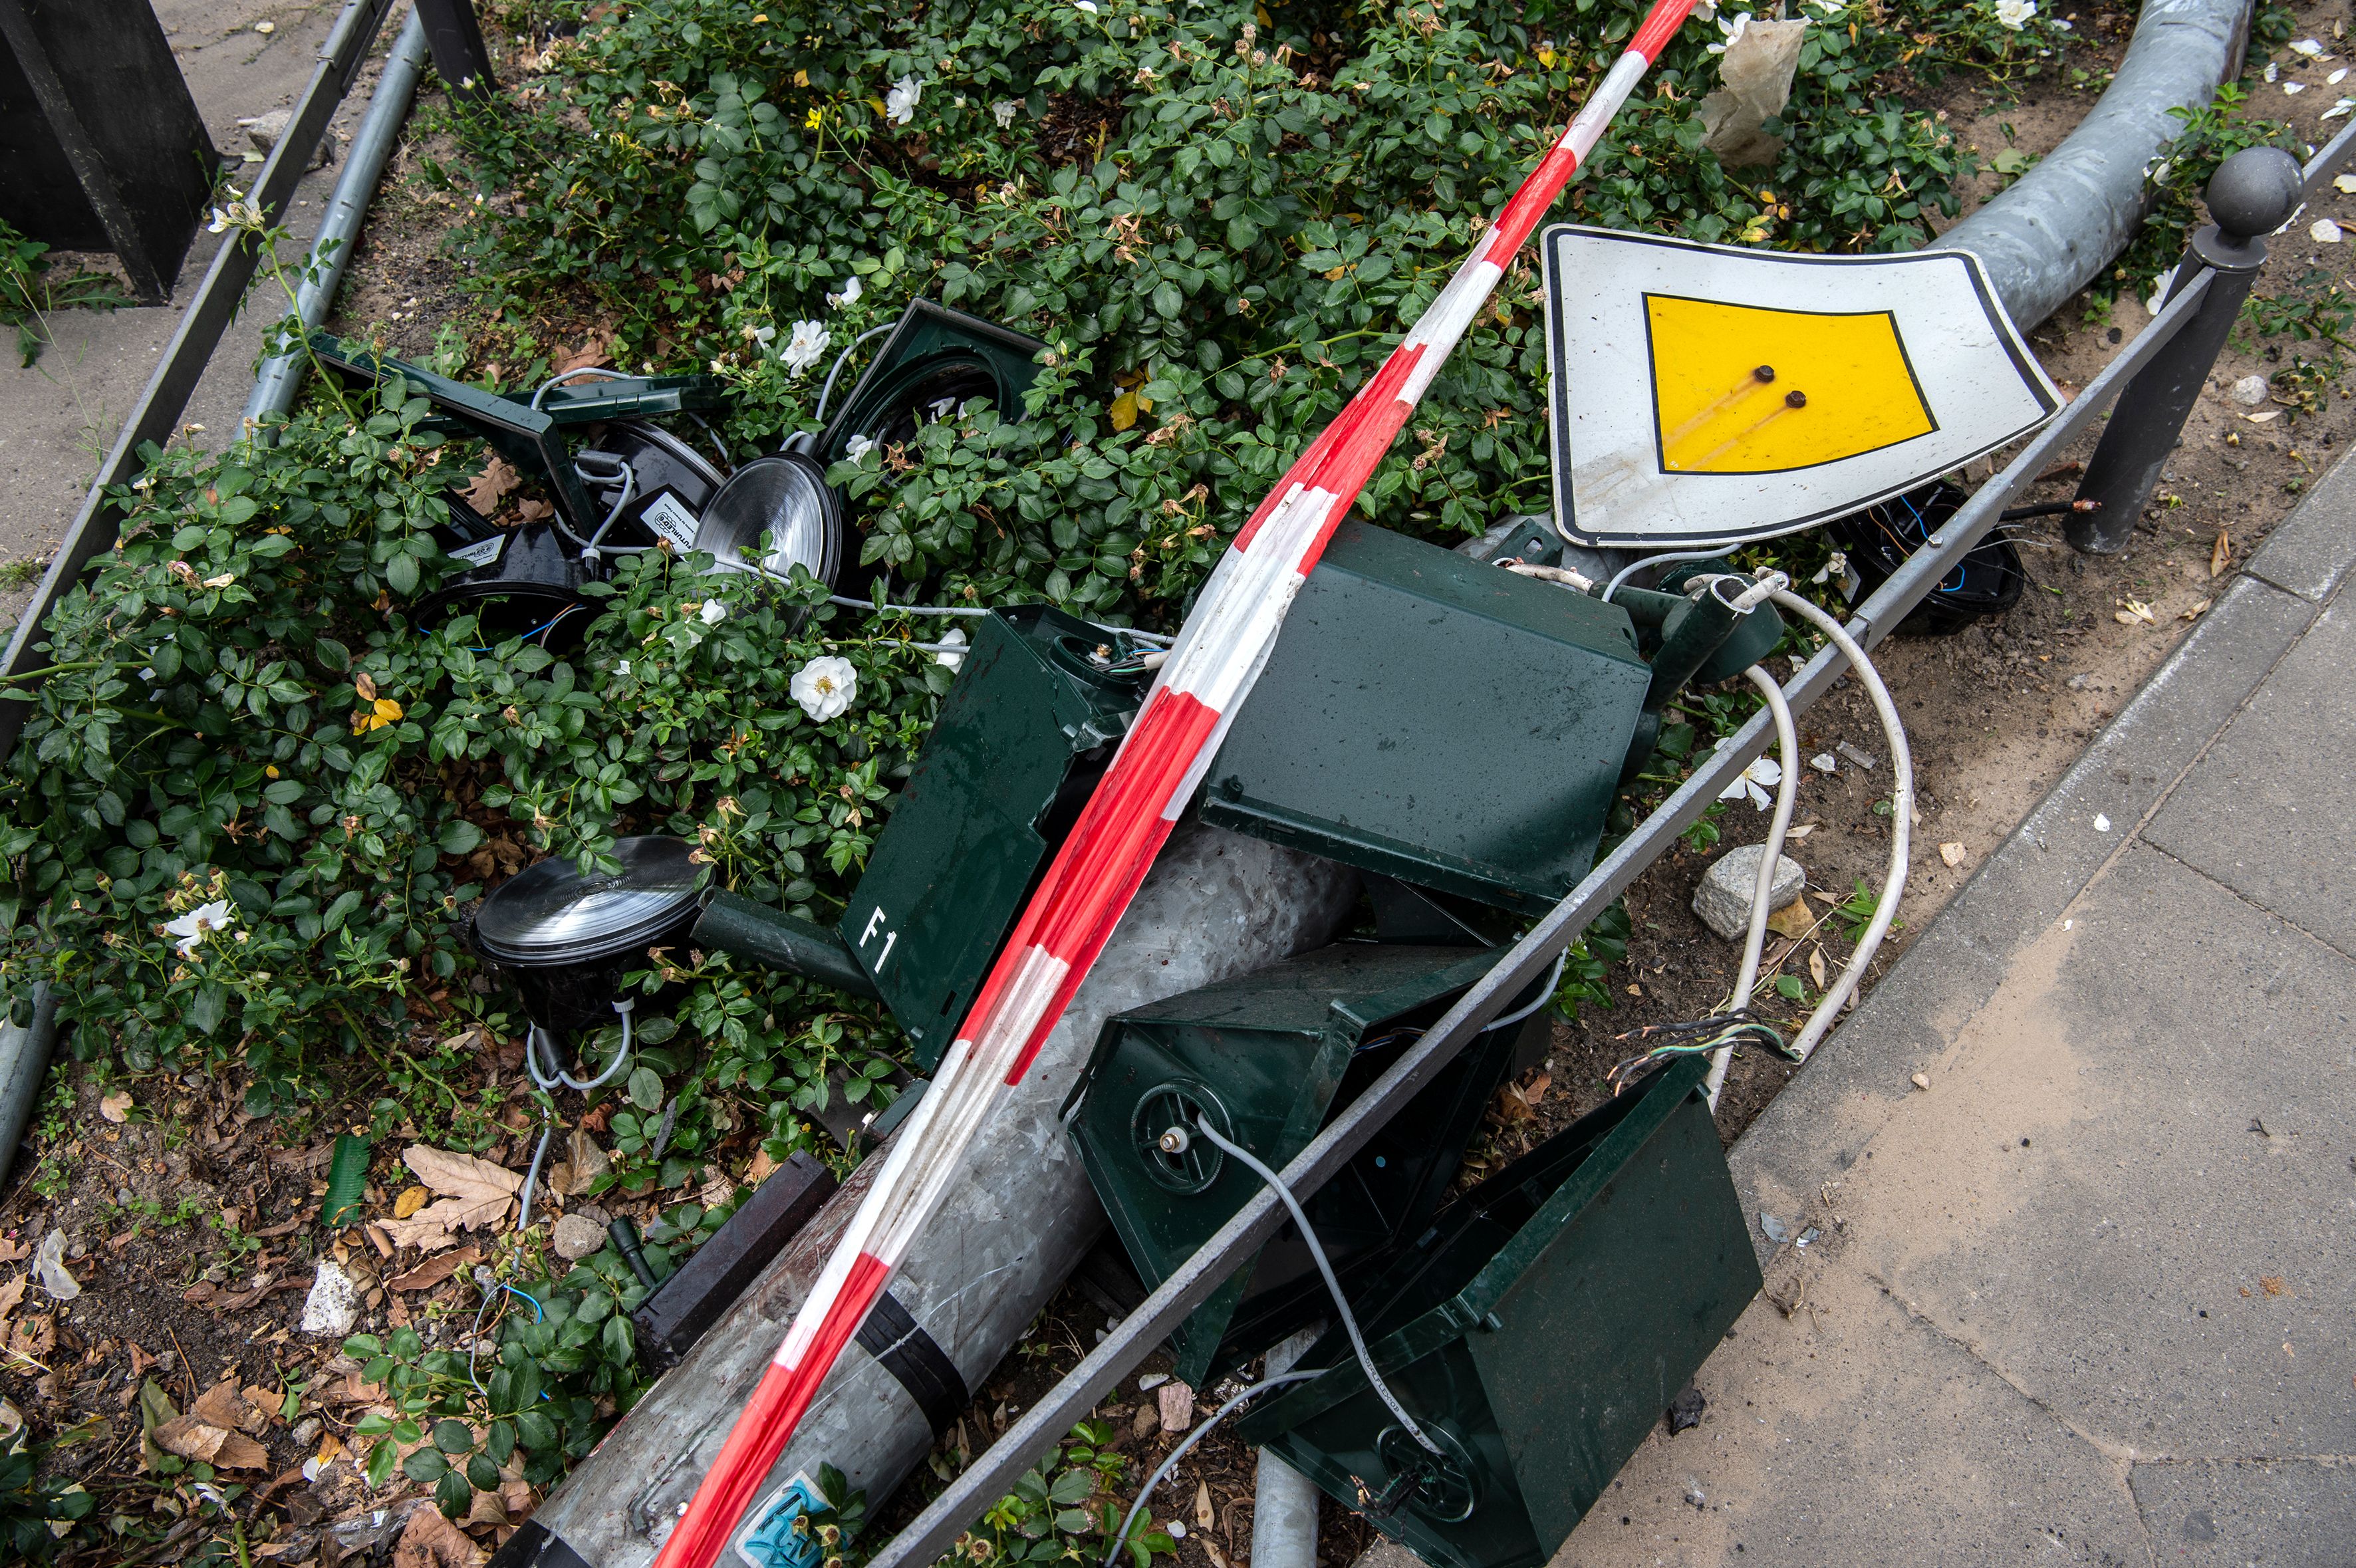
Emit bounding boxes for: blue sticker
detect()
[734,1473,825,1568]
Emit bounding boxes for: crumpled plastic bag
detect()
[1702,18,1809,168]
[34,1228,80,1301]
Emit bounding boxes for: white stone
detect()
[1694,844,1807,940]
[300,1260,360,1337]
[2231,374,2272,407]
[552,1213,608,1261]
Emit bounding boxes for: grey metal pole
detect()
[0,985,59,1196]
[244,9,430,430]
[413,0,497,104]
[1248,1327,1324,1568]
[2069,146,2305,552]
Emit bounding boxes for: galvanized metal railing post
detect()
[2069,146,2304,553]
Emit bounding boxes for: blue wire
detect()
[500,1283,546,1321]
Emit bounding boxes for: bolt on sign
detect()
[1540,226,2059,549]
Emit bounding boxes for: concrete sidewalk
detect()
[1539,457,2356,1563]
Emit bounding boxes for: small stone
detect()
[291,1416,323,1448]
[253,19,275,33]
[242,108,338,170]
[1136,1372,1169,1392]
[299,1261,360,1337]
[2093,813,2112,833]
[1157,1380,1196,1432]
[551,1214,606,1260]
[1167,1521,1188,1540]
[2231,374,2271,407]
[1938,842,1967,868]
[1808,752,1837,774]
[34,1230,80,1301]
[1694,845,1807,941]
[1910,1072,1930,1091]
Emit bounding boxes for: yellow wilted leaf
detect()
[1109,390,1140,432]
[793,68,809,86]
[392,1185,430,1220]
[1537,46,1556,67]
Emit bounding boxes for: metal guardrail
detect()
[859,267,2222,1568]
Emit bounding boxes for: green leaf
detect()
[438,819,483,854]
[628,1066,664,1111]
[433,1418,473,1454]
[402,1447,448,1483]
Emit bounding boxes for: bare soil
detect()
[13,2,2356,1564]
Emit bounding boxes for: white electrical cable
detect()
[1704,664,1798,1110]
[1761,585,1912,1065]
[1600,546,1738,602]
[1190,1119,1443,1455]
[1500,560,1597,592]
[1101,1369,1326,1568]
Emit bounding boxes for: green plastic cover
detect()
[1235,1055,1760,1568]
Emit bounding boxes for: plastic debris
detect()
[33,1229,79,1301]
[1809,752,1837,773]
[1759,1212,1790,1244]
[1666,1384,1707,1432]
[1833,740,1878,770]
[1700,17,1806,166]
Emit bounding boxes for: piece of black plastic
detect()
[633,1151,838,1374]
[1833,481,2025,636]
[0,0,221,302]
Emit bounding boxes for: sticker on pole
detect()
[1540,226,2059,549]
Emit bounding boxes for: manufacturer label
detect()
[448,534,504,569]
[642,490,702,552]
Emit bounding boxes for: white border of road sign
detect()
[1539,225,2059,550]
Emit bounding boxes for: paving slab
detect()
[2144,595,2356,958]
[2244,435,2356,604]
[2127,1460,2356,1565]
[1732,571,2317,1238]
[1553,1267,2153,1567]
[1827,842,2356,1460]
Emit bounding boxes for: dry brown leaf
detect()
[465,1485,511,1530]
[461,456,522,516]
[0,1239,25,1264]
[1765,895,1815,940]
[315,1431,344,1468]
[1194,1480,1215,1530]
[393,1185,431,1220]
[554,337,613,376]
[394,1502,487,1568]
[743,1148,779,1186]
[557,1129,609,1196]
[152,1414,268,1470]
[192,1379,246,1430]
[0,1274,23,1328]
[98,1091,134,1123]
[515,497,554,523]
[2211,529,2231,578]
[390,1245,482,1293]
[354,671,378,702]
[1807,947,1827,989]
[2182,598,2212,621]
[381,1148,523,1247]
[242,1386,283,1430]
[1938,841,1967,868]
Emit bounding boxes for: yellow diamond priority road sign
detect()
[1541,227,2058,549]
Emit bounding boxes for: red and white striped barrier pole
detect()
[652,5,1698,1562]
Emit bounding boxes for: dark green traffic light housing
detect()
[1063,942,1549,1388]
[815,299,1049,467]
[1234,1055,1760,1568]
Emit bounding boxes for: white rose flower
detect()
[993,99,1019,128]
[616,658,632,675]
[791,656,858,721]
[827,274,863,309]
[166,900,237,958]
[845,434,876,461]
[885,75,922,126]
[781,319,829,378]
[1715,745,1784,811]
[1994,0,2033,29]
[934,627,969,673]
[701,598,729,625]
[1706,11,1751,55]
[1074,1,1099,11]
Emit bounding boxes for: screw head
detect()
[2205,147,2305,241]
[1157,1126,1190,1154]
